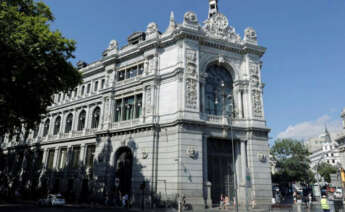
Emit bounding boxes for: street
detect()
[0,204,336,212]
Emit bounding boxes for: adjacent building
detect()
[335,108,345,168]
[306,128,340,170]
[1,0,272,208]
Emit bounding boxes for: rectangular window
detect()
[94,81,98,92]
[58,93,61,102]
[135,94,143,118]
[58,148,67,169]
[38,150,44,169]
[72,146,80,168]
[114,99,123,122]
[332,159,335,163]
[129,67,137,78]
[87,84,91,94]
[124,96,135,120]
[118,70,125,81]
[74,88,78,97]
[81,86,85,96]
[86,145,96,168]
[101,79,105,89]
[47,149,55,170]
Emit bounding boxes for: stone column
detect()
[42,148,49,169]
[53,147,59,169]
[79,144,86,165]
[72,109,77,132]
[238,140,248,208]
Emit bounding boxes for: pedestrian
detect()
[321,195,330,212]
[293,191,297,204]
[224,195,230,209]
[219,194,225,209]
[122,193,128,207]
[307,193,312,208]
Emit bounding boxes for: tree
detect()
[317,162,337,183]
[0,0,82,136]
[271,139,312,184]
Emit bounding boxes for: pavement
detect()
[1,200,341,212]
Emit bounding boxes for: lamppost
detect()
[217,81,239,212]
[316,153,325,201]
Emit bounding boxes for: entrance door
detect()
[115,147,133,196]
[207,138,235,205]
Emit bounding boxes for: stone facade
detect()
[2,1,272,209]
[306,128,340,170]
[335,108,345,168]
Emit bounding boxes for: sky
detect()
[40,0,345,143]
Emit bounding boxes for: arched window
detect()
[205,64,233,116]
[91,107,101,129]
[77,110,86,131]
[54,116,61,135]
[33,125,39,138]
[65,113,73,133]
[43,119,50,137]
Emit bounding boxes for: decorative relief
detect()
[145,87,152,114]
[202,13,241,44]
[252,90,262,117]
[244,27,257,44]
[146,22,159,39]
[257,152,267,163]
[249,63,259,82]
[186,49,197,62]
[183,12,199,26]
[184,49,198,110]
[186,63,196,77]
[141,149,149,159]
[186,146,198,160]
[103,40,118,57]
[185,79,197,109]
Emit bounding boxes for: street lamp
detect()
[316,153,326,200]
[216,81,239,212]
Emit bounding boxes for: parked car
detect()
[38,194,65,206]
[334,188,343,199]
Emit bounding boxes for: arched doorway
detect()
[115,147,133,196]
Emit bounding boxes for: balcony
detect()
[110,119,141,130]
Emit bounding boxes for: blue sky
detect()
[41,0,345,143]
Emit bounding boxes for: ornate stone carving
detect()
[186,146,198,159]
[244,27,257,44]
[202,13,241,43]
[252,90,262,117]
[257,152,267,163]
[249,63,259,82]
[186,63,196,77]
[186,49,197,62]
[165,11,177,34]
[185,79,197,109]
[184,12,199,25]
[141,149,149,159]
[145,87,152,114]
[146,22,159,39]
[103,40,118,57]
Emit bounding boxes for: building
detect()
[335,108,345,168]
[1,0,272,208]
[306,128,340,170]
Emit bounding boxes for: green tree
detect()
[271,139,313,183]
[0,0,82,136]
[317,162,337,183]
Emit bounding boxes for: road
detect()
[0,203,339,212]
